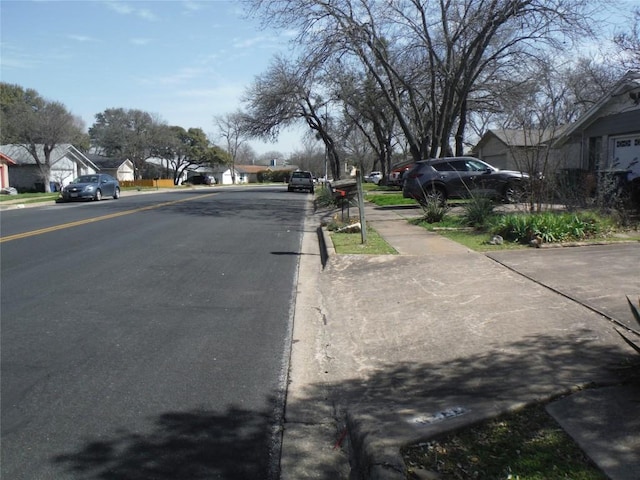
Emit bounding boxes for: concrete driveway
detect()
[487,243,640,330]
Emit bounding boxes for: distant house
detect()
[0,152,16,189]
[472,128,564,172]
[208,164,296,185]
[86,154,135,181]
[0,144,98,192]
[553,70,640,176]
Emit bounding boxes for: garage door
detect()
[612,134,640,173]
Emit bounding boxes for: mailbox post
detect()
[356,169,367,244]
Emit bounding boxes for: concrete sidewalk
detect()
[284,201,640,479]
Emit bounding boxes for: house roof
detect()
[475,127,565,150]
[234,164,296,174]
[0,144,98,170]
[0,152,16,165]
[555,70,640,144]
[86,154,131,169]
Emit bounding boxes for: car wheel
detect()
[113,187,120,199]
[420,186,446,206]
[287,186,293,192]
[310,187,315,194]
[504,182,525,203]
[94,189,102,201]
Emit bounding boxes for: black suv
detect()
[402,157,529,204]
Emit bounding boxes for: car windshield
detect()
[74,175,99,183]
[292,172,311,178]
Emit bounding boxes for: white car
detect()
[365,171,382,184]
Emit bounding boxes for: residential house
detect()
[472,71,640,196]
[0,144,98,192]
[208,164,297,185]
[0,152,16,189]
[553,70,640,177]
[472,128,565,172]
[86,154,135,181]
[208,165,251,185]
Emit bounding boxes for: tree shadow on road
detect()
[53,406,278,480]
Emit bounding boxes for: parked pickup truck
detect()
[288,171,315,193]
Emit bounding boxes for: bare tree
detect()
[249,0,599,161]
[0,82,87,192]
[331,65,397,180]
[494,58,617,211]
[242,55,344,178]
[236,143,258,165]
[614,7,640,70]
[214,111,250,183]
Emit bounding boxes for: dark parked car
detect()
[182,174,215,185]
[59,174,120,202]
[402,156,529,204]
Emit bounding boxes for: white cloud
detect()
[102,1,158,21]
[66,34,97,43]
[130,38,152,46]
[0,44,42,69]
[182,1,204,13]
[156,68,207,85]
[232,35,278,49]
[102,1,133,15]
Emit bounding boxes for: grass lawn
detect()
[403,401,607,480]
[330,225,397,254]
[0,192,59,203]
[365,191,416,206]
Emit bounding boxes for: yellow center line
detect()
[0,193,217,243]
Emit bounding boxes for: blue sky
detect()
[0,0,302,155]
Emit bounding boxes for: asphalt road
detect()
[1,187,309,479]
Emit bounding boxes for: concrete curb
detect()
[346,411,406,480]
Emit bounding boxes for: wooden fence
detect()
[120,179,175,188]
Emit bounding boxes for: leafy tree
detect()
[0,82,87,192]
[154,126,229,185]
[89,108,162,178]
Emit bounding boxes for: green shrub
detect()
[491,212,606,245]
[420,199,449,223]
[314,185,337,208]
[462,196,495,228]
[491,214,531,243]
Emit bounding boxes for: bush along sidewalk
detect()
[491,211,609,246]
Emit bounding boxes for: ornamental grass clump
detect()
[462,195,495,228]
[616,296,640,355]
[420,198,449,223]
